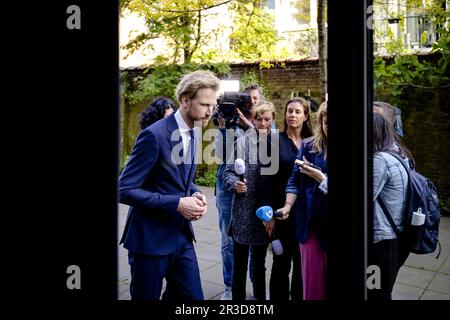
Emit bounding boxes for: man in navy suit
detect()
[119,70,220,301]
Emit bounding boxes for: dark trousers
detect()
[269,237,303,301]
[232,240,268,301]
[128,232,203,301]
[368,238,410,300]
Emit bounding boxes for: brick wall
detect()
[227,58,321,103]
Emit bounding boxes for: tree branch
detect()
[142,0,234,13]
[192,9,203,58]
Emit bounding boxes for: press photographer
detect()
[212,91,253,129]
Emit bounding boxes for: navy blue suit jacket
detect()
[286,138,329,252]
[119,113,200,256]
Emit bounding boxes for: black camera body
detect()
[212,92,253,128]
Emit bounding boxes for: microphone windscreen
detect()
[234,158,245,175]
[256,206,273,222]
[271,239,283,256]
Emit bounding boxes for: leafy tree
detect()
[292,0,317,57]
[292,0,327,101]
[293,0,311,24]
[121,0,281,64]
[373,0,449,54]
[228,1,281,61]
[373,0,449,100]
[121,0,225,64]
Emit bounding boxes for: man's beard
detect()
[200,118,210,127]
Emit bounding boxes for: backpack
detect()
[376,152,441,258]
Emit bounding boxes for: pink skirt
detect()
[299,231,327,300]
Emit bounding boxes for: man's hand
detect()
[192,192,208,216]
[177,196,206,221]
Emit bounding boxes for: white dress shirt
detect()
[174,110,200,164]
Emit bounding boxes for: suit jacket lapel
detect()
[166,114,188,188]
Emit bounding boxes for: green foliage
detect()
[374,22,450,107]
[228,2,282,61]
[127,64,192,104]
[121,0,282,64]
[124,62,231,105]
[292,0,311,24]
[373,0,449,55]
[120,71,132,98]
[294,28,318,57]
[239,69,270,99]
[440,198,450,216]
[121,0,224,64]
[120,153,130,173]
[195,165,217,187]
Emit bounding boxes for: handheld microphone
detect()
[256,206,283,222]
[234,158,245,181]
[271,232,283,256]
[255,207,284,255]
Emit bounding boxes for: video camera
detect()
[212,92,253,128]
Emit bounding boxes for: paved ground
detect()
[118,186,450,300]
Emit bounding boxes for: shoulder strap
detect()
[376,197,401,237]
[384,151,411,175]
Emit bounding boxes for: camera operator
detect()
[214,85,262,300]
[241,83,263,127]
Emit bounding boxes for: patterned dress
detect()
[222,128,277,246]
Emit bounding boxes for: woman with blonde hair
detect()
[222,102,277,300]
[277,101,329,300]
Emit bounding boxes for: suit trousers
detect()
[128,230,203,301]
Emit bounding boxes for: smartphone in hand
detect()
[295,159,322,171]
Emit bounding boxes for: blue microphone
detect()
[255,206,284,255]
[256,206,283,222]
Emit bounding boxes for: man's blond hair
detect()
[175,70,220,103]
